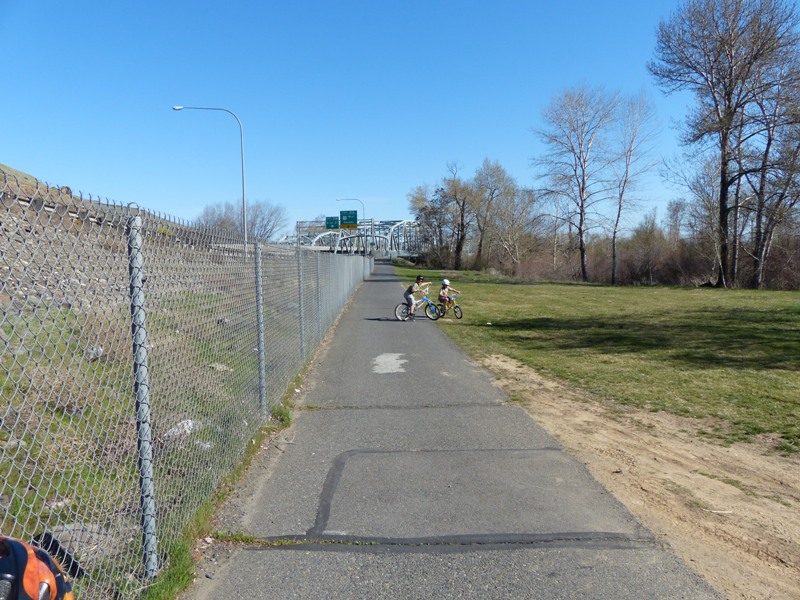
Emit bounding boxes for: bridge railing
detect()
[282,218,424,257]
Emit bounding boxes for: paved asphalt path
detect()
[187,259,721,599]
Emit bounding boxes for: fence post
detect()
[296,247,306,360]
[126,214,159,579]
[255,244,267,418]
[316,251,323,343]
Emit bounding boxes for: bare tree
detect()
[441,164,474,270]
[408,164,475,270]
[471,159,516,269]
[196,202,239,234]
[622,209,668,284]
[409,183,450,266]
[648,0,800,287]
[493,187,541,274]
[610,92,657,284]
[665,199,689,245]
[250,202,288,243]
[535,84,621,282]
[744,123,800,287]
[659,151,726,283]
[733,58,800,287]
[688,158,726,277]
[197,200,287,243]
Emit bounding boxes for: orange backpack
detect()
[0,536,73,600]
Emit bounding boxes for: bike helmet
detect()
[442,279,449,285]
[416,275,424,281]
[0,537,73,600]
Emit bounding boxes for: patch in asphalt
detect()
[372,353,407,373]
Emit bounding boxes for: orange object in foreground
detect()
[0,536,73,600]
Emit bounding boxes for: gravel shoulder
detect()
[482,354,800,600]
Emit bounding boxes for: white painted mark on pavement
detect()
[373,353,407,373]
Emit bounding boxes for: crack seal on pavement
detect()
[233,532,661,553]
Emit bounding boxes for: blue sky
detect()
[2,1,691,236]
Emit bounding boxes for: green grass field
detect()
[395,266,800,453]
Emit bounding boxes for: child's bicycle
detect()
[437,292,463,319]
[395,287,441,321]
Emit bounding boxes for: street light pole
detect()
[172,105,248,257]
[336,198,367,255]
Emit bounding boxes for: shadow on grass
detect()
[486,308,800,372]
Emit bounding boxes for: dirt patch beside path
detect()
[482,354,800,600]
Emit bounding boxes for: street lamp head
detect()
[172,106,184,111]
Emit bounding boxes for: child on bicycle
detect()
[438,279,460,312]
[404,275,431,318]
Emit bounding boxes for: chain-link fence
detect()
[0,172,372,598]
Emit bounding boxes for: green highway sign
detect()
[326,216,340,229]
[340,210,358,229]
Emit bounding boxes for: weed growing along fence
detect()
[0,173,372,598]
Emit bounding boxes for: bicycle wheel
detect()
[437,304,446,317]
[424,302,440,320]
[453,305,462,319]
[395,303,409,321]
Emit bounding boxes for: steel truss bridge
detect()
[279,219,422,257]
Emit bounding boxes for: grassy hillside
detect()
[0,162,46,186]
